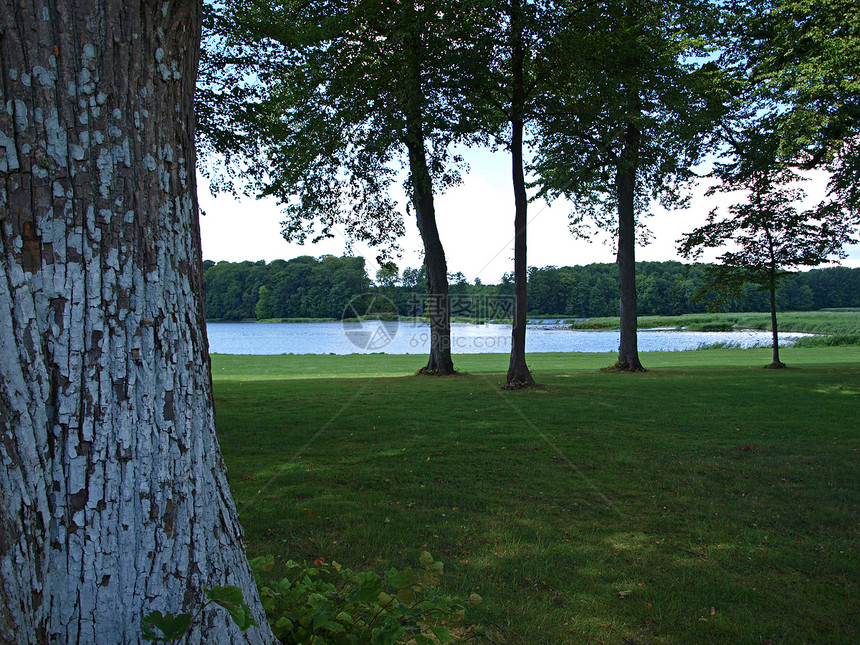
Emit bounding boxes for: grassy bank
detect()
[567,311,860,349]
[213,349,860,644]
[569,310,860,336]
[213,316,508,324]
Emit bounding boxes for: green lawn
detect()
[212,348,860,644]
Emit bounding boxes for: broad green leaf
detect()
[417,600,436,612]
[350,571,384,603]
[249,555,275,575]
[205,585,244,607]
[335,611,354,624]
[397,588,414,606]
[386,567,414,589]
[307,592,333,611]
[141,610,192,642]
[205,586,258,630]
[274,615,293,632]
[430,625,454,643]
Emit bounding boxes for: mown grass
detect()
[212,349,860,644]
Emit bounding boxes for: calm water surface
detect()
[206,321,811,355]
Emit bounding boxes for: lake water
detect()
[206,321,812,355]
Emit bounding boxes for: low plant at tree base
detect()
[142,585,257,643]
[251,551,489,645]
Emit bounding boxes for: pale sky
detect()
[198,148,860,284]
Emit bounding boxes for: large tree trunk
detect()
[406,137,454,375]
[615,122,644,371]
[402,23,454,376]
[0,2,274,643]
[505,0,535,389]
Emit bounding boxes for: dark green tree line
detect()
[204,256,369,320]
[203,258,860,321]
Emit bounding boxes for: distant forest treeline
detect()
[203,257,860,321]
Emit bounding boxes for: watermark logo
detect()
[342,294,516,352]
[404,294,515,321]
[342,294,400,351]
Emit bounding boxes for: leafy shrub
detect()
[251,551,488,645]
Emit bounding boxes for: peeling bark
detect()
[0,1,275,642]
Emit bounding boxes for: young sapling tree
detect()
[678,170,858,367]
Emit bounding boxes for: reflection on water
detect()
[206,321,812,355]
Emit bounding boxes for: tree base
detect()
[417,351,456,376]
[608,359,646,372]
[763,361,787,369]
[502,373,537,390]
[416,365,457,376]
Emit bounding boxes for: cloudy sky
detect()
[198,147,860,284]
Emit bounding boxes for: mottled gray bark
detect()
[0,1,274,643]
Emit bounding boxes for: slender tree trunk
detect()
[506,0,535,388]
[764,227,784,368]
[768,267,784,367]
[615,123,644,371]
[0,2,274,642]
[402,23,453,376]
[769,282,782,365]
